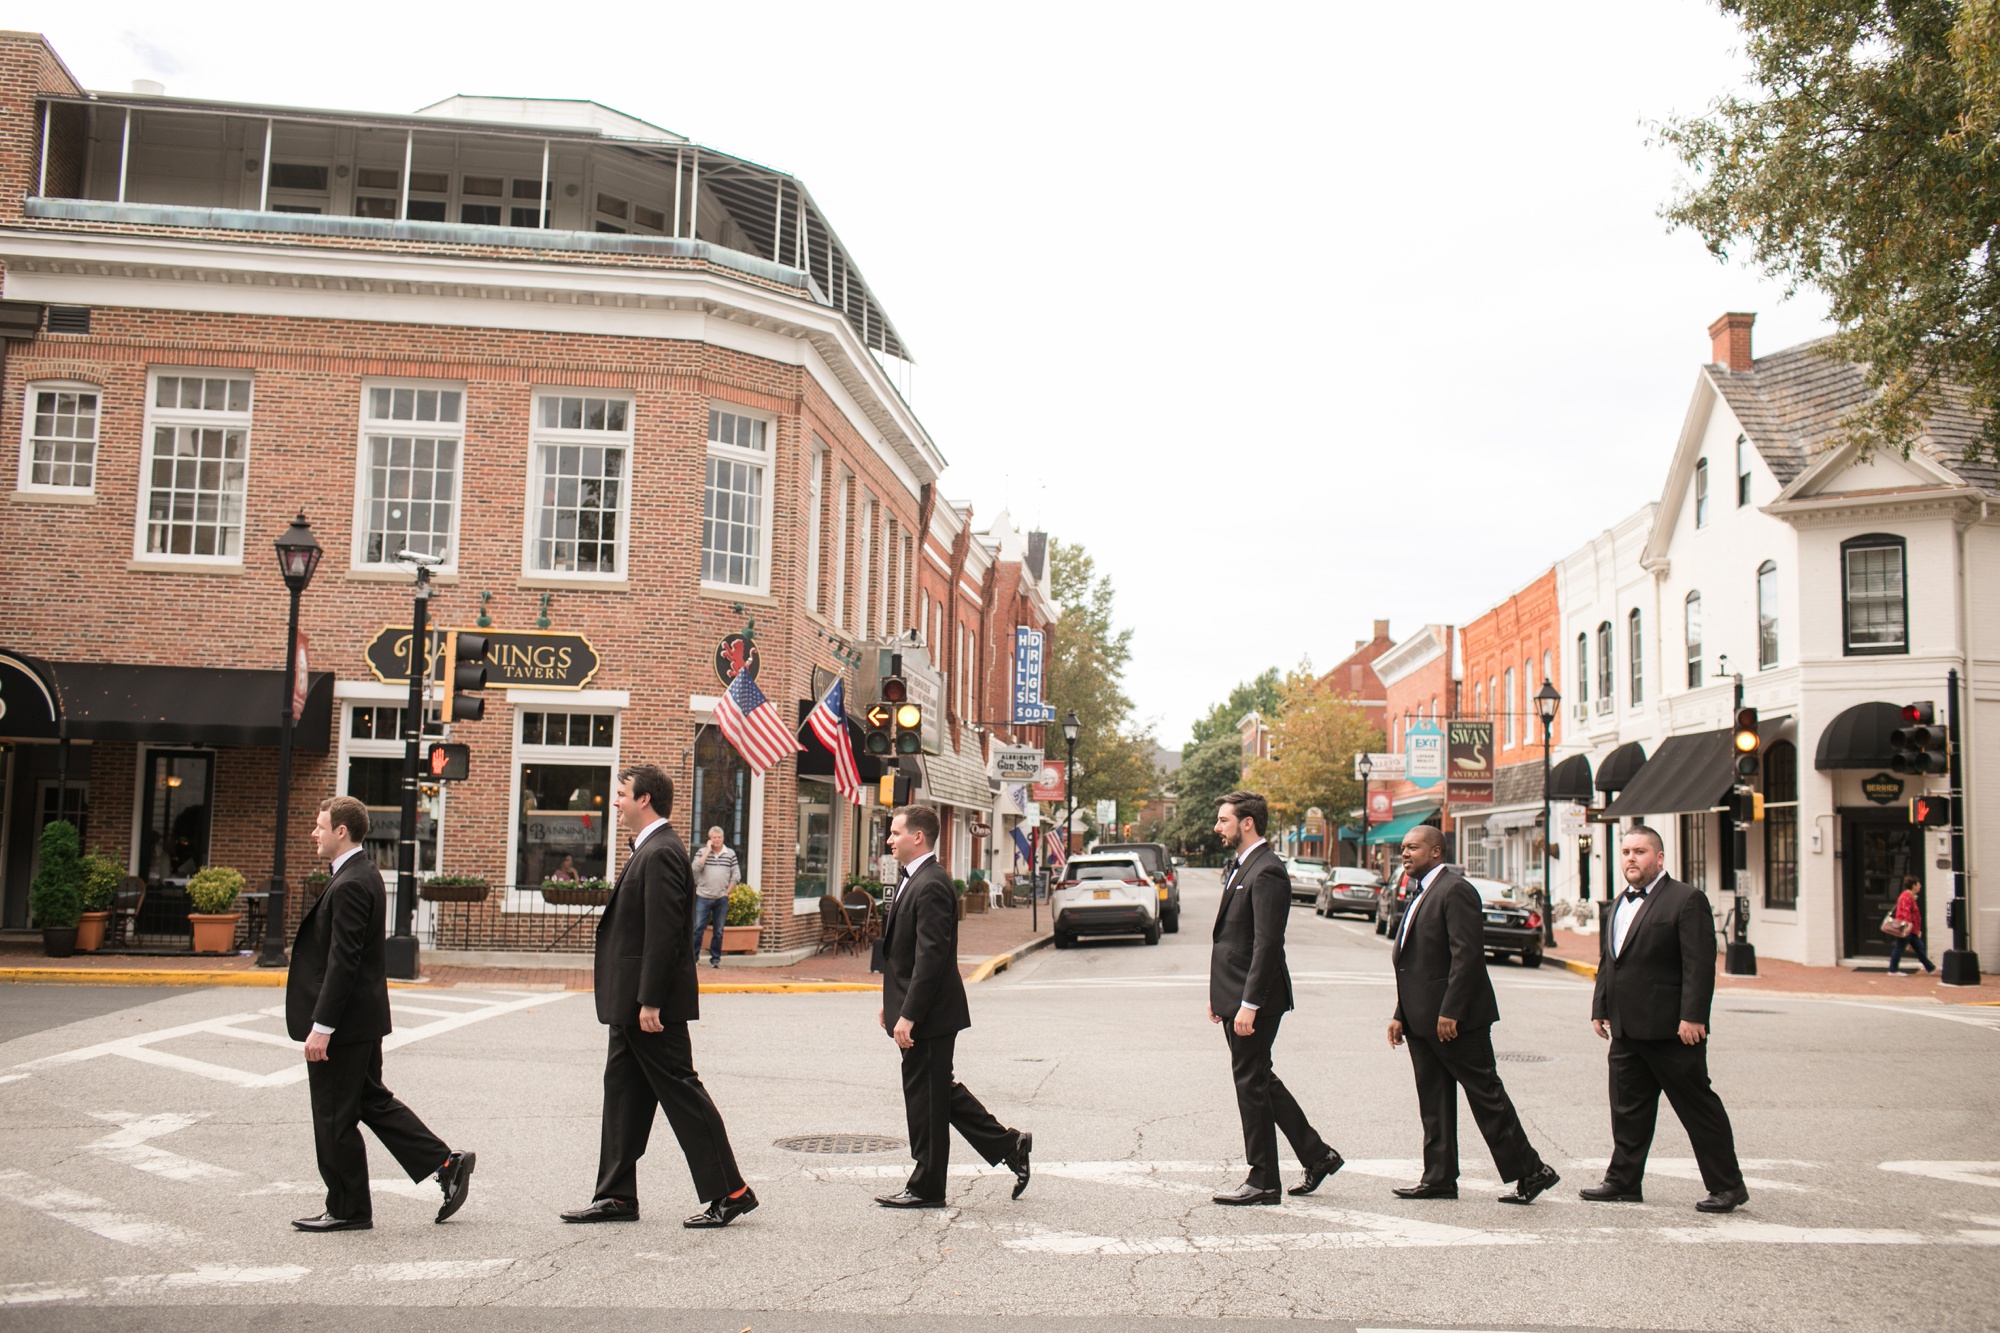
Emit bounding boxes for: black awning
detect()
[795,700,888,782]
[1549,753,1594,802]
[1815,701,1905,771]
[50,662,334,751]
[0,650,63,739]
[1601,728,1733,820]
[1595,741,1647,793]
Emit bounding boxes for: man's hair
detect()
[894,803,941,848]
[1622,824,1665,854]
[708,826,725,838]
[1406,824,1445,853]
[320,794,369,843]
[618,764,674,818]
[1215,790,1269,837]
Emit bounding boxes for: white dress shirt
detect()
[629,816,666,853]
[1396,863,1446,948]
[1228,838,1267,1009]
[1612,870,1668,955]
[311,847,368,1036]
[891,850,936,906]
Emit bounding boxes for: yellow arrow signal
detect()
[864,703,893,728]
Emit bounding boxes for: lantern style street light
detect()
[1357,752,1374,877]
[258,512,323,968]
[1535,678,1562,947]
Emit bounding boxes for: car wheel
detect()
[1522,949,1544,969]
[1143,923,1162,946]
[1053,931,1073,950]
[1162,910,1180,934]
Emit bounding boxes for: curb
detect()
[0,967,285,987]
[697,981,879,994]
[966,933,1055,984]
[1555,957,1598,980]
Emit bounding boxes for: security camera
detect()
[396,549,445,567]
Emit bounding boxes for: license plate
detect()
[1485,913,1505,924]
[1093,889,1111,900]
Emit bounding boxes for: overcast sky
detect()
[22,1,1832,747]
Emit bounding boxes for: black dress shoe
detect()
[1288,1150,1345,1196]
[1212,1184,1281,1206]
[435,1150,475,1224]
[684,1187,759,1228]
[560,1198,640,1223]
[1004,1130,1033,1200]
[874,1190,947,1209]
[292,1212,371,1231]
[1579,1183,1644,1203]
[1498,1162,1560,1205]
[1695,1186,1749,1214]
[1391,1182,1458,1200]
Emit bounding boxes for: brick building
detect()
[1456,568,1567,893]
[0,33,1054,958]
[1361,624,1453,876]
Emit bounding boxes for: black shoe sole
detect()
[560,1211,640,1223]
[1579,1192,1643,1203]
[875,1198,948,1209]
[1391,1191,1459,1200]
[1287,1156,1345,1196]
[435,1151,476,1224]
[1212,1194,1281,1206]
[292,1220,372,1231]
[1007,1131,1033,1200]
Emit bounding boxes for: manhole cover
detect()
[1496,1052,1553,1063]
[774,1134,905,1154]
[1727,1008,1779,1014]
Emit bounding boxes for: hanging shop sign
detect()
[714,634,760,686]
[992,745,1045,782]
[1448,720,1494,780]
[1013,628,1056,724]
[1366,789,1395,821]
[365,626,601,691]
[1030,762,1066,803]
[1356,752,1406,780]
[1861,772,1904,805]
[1404,720,1445,788]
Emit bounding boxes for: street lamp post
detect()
[1061,710,1081,864]
[1357,753,1373,876]
[1535,678,1561,947]
[257,512,323,969]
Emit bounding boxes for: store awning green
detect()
[1364,806,1442,845]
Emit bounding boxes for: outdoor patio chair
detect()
[817,894,862,956]
[109,875,145,947]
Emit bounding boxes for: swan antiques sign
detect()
[1446,720,1495,806]
[365,627,601,691]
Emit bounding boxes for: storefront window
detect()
[797,779,832,903]
[692,725,750,872]
[1678,813,1707,891]
[517,764,611,887]
[138,751,213,942]
[343,703,441,883]
[1764,741,1799,908]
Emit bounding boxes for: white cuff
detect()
[1240,1002,1259,1011]
[311,1023,335,1035]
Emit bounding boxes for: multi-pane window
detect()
[23,385,98,490]
[1628,609,1644,706]
[516,709,618,890]
[1764,740,1799,909]
[142,373,253,560]
[702,408,768,590]
[1694,459,1709,528]
[1736,434,1753,507]
[520,711,615,747]
[1757,560,1780,669]
[1502,668,1515,747]
[1685,591,1703,688]
[1842,535,1907,655]
[832,471,851,629]
[1678,813,1708,891]
[358,383,462,566]
[855,493,873,632]
[805,441,825,613]
[1596,620,1614,711]
[1574,634,1588,705]
[530,394,630,575]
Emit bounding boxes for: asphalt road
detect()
[1,869,1997,1332]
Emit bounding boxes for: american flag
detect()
[1043,828,1067,868]
[714,669,802,774]
[806,679,863,804]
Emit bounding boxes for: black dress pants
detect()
[1224,1009,1331,1191]
[594,1022,744,1205]
[1605,1035,1744,1194]
[307,1039,449,1222]
[1404,1024,1540,1186]
[901,1032,1017,1200]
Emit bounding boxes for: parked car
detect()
[1315,867,1384,920]
[1469,876,1545,967]
[1051,852,1162,948]
[1093,841,1181,933]
[1282,856,1331,904]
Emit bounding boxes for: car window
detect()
[1097,845,1166,873]
[1069,861,1141,881]
[1468,879,1515,903]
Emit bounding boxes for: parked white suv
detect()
[1051,853,1162,948]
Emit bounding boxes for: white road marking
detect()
[0,1170,195,1246]
[83,1112,240,1183]
[1838,1001,2000,1032]
[350,1260,514,1281]
[1568,1157,1817,1193]
[0,1283,90,1305]
[1881,1161,2000,1189]
[999,1209,1543,1253]
[1657,1220,1928,1245]
[105,1265,308,1289]
[247,1178,436,1200]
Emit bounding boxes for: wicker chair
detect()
[817,894,862,956]
[109,875,146,947]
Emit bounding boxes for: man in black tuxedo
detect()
[1386,825,1558,1204]
[1208,790,1342,1206]
[286,796,473,1231]
[1585,825,1746,1213]
[875,803,1031,1208]
[561,764,757,1229]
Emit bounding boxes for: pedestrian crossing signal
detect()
[426,742,470,782]
[1909,794,1953,827]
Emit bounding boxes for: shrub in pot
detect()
[541,876,612,906]
[419,873,491,903]
[30,820,84,957]
[964,869,990,914]
[185,865,247,955]
[75,850,123,951]
[301,870,331,901]
[722,883,761,954]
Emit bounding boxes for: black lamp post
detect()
[1535,678,1561,946]
[1062,710,1081,864]
[1357,753,1373,874]
[258,511,323,968]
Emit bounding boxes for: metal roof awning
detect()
[1364,805,1442,845]
[1549,753,1595,802]
[1601,729,1734,820]
[1814,701,1904,771]
[1596,741,1647,793]
[919,743,995,811]
[46,661,334,750]
[1481,808,1545,832]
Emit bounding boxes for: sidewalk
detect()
[1542,927,1996,1003]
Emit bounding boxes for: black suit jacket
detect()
[1208,843,1295,1018]
[1390,867,1499,1033]
[285,851,393,1045]
[594,820,701,1027]
[879,857,971,1040]
[1591,874,1716,1040]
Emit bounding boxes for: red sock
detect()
[728,1185,748,1198]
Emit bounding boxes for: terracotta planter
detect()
[721,924,760,955]
[189,912,240,955]
[41,926,77,958]
[963,890,989,914]
[75,911,111,952]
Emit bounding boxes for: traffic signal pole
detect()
[1941,668,1980,986]
[1725,678,1757,976]
[386,564,430,982]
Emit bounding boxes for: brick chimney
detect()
[1708,312,1755,372]
[1373,618,1391,642]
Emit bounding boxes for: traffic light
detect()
[876,771,913,807]
[442,631,489,722]
[426,742,470,782]
[863,702,894,756]
[1732,707,1760,778]
[1910,793,1954,827]
[895,701,922,755]
[1732,788,1761,824]
[1891,702,1950,775]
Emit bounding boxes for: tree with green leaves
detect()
[1245,664,1382,838]
[1660,0,2000,460]
[1043,540,1158,825]
[1160,668,1285,856]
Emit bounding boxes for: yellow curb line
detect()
[0,968,285,987]
[1556,957,1598,980]
[967,933,1055,985]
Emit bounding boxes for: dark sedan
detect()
[1468,876,1545,967]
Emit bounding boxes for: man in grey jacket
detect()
[690,826,738,969]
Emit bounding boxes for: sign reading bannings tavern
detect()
[365,627,602,691]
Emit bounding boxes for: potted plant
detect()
[30,820,84,957]
[75,851,123,951]
[302,869,331,901]
[185,865,246,954]
[842,871,883,904]
[721,883,761,954]
[419,873,491,903]
[541,876,612,907]
[964,869,990,915]
[951,877,969,920]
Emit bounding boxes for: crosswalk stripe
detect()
[0,1170,195,1246]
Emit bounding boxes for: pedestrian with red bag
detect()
[1885,876,1936,976]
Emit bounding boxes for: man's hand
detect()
[879,1006,886,1031]
[893,1016,916,1049]
[303,1030,330,1062]
[1593,1019,1611,1040]
[1678,1020,1707,1046]
[1436,1016,1459,1042]
[1387,1019,1404,1048]
[1207,1004,1221,1025]
[639,1005,664,1034]
[1232,1005,1256,1037]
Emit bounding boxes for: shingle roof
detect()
[1708,341,1998,496]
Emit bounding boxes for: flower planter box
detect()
[420,883,491,903]
[963,890,989,915]
[75,911,111,952]
[41,926,77,958]
[188,912,240,955]
[541,887,612,907]
[721,924,760,954]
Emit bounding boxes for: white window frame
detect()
[805,438,825,614]
[134,367,255,566]
[832,469,851,629]
[336,693,447,910]
[856,492,875,637]
[18,378,102,495]
[505,703,623,913]
[523,389,635,581]
[1627,610,1643,707]
[352,378,467,572]
[700,402,773,595]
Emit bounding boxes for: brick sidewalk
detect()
[0,942,261,971]
[1544,928,1995,1002]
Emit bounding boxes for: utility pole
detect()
[1941,668,1980,985]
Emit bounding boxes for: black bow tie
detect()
[1623,886,1650,904]
[898,865,911,881]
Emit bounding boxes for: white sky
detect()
[19,1,1832,747]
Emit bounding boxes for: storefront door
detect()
[138,750,214,944]
[1842,811,1923,959]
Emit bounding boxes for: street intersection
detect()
[1,869,1996,1332]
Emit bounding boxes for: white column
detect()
[398,129,413,220]
[116,108,130,203]
[258,118,272,212]
[36,101,49,197]
[538,139,550,228]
